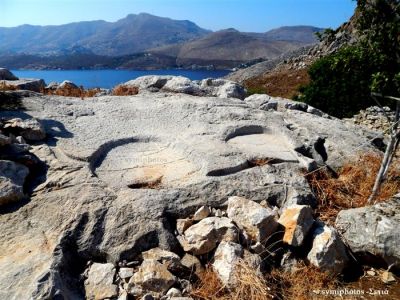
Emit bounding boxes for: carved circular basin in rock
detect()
[227,133,298,163]
[94,141,200,189]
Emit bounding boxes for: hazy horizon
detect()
[0,0,356,32]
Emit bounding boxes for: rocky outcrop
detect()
[0,68,18,80]
[336,196,400,269]
[0,160,29,206]
[0,90,381,299]
[118,75,247,99]
[3,118,46,141]
[3,78,46,92]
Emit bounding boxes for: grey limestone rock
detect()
[0,91,380,299]
[336,196,400,269]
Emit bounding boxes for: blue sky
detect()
[0,0,356,32]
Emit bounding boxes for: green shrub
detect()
[297,0,399,118]
[296,46,378,118]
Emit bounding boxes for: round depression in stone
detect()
[94,141,200,189]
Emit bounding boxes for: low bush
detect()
[112,85,139,96]
[41,86,101,99]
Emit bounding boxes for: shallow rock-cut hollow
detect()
[94,141,200,189]
[227,133,299,163]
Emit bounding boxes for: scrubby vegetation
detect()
[41,86,101,98]
[306,152,400,224]
[297,0,400,118]
[112,85,139,96]
[244,68,310,99]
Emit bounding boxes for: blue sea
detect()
[11,69,231,89]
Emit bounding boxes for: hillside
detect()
[0,16,320,70]
[150,28,316,69]
[0,13,210,56]
[227,14,358,94]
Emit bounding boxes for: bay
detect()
[11,69,231,89]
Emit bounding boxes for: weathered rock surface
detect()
[142,247,181,265]
[131,259,176,294]
[84,263,118,300]
[199,78,247,100]
[0,160,29,206]
[0,68,18,80]
[176,218,194,235]
[336,196,400,268]
[0,92,380,299]
[307,223,349,274]
[119,76,246,99]
[58,80,79,90]
[178,217,238,255]
[278,205,314,246]
[119,267,134,279]
[2,78,46,92]
[3,118,46,141]
[212,241,244,287]
[227,196,278,243]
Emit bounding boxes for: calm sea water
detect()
[11,69,231,89]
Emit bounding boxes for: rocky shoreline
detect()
[0,68,399,299]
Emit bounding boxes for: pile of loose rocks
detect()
[345,106,396,133]
[0,117,45,206]
[82,196,350,300]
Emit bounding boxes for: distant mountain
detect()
[0,13,210,56]
[150,26,321,69]
[262,26,322,43]
[0,15,322,70]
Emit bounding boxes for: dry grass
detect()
[112,85,139,96]
[231,260,273,300]
[244,68,310,99]
[306,152,400,224]
[41,86,101,98]
[191,262,338,300]
[266,263,339,300]
[191,261,272,300]
[190,265,226,300]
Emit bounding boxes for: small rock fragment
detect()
[118,267,134,279]
[0,160,29,206]
[179,217,238,255]
[278,204,314,246]
[142,247,180,265]
[193,206,211,221]
[227,196,279,243]
[166,287,182,297]
[84,263,118,300]
[307,223,349,274]
[212,241,244,287]
[118,291,129,300]
[176,219,194,235]
[380,271,396,284]
[131,259,176,294]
